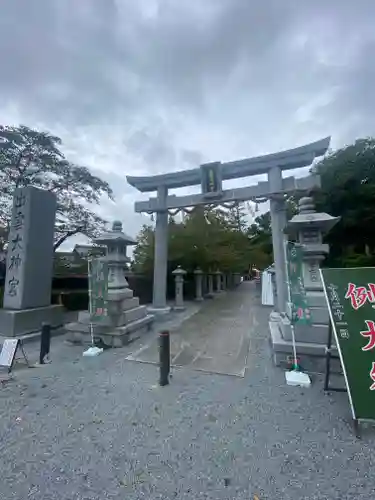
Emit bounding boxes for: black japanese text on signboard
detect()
[320,267,375,420]
[88,258,109,321]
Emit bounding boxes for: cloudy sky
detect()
[1,0,374,249]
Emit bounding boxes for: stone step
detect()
[66,314,155,348]
[122,297,140,311]
[122,305,147,324]
[106,314,154,347]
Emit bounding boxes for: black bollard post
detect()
[159,330,170,386]
[39,322,51,365]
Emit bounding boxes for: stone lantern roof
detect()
[94,220,136,246]
[285,197,340,237]
[172,265,187,276]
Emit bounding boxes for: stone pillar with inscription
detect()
[0,187,64,337]
[269,196,340,363]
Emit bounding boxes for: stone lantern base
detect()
[269,312,338,365]
[65,288,154,347]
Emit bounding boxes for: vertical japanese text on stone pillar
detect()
[3,187,57,310]
[4,192,27,309]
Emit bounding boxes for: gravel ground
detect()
[1,285,375,500]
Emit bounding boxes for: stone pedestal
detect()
[172,266,187,311]
[0,187,64,337]
[66,221,154,347]
[269,197,340,364]
[0,305,64,338]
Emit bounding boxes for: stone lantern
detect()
[172,265,187,310]
[270,196,340,363]
[66,221,154,347]
[94,220,133,312]
[206,269,215,298]
[215,270,222,293]
[222,273,227,290]
[194,268,204,301]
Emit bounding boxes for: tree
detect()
[226,202,248,232]
[0,125,114,250]
[132,224,154,273]
[132,204,273,275]
[314,137,375,267]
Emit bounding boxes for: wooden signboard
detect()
[320,267,375,437]
[0,339,19,371]
[286,242,312,325]
[88,258,109,322]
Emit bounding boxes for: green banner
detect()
[320,267,375,421]
[88,258,109,321]
[286,241,312,325]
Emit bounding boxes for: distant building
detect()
[73,244,106,259]
[54,245,105,277]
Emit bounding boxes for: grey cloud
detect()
[2,0,374,123]
[126,128,177,167]
[0,0,126,123]
[1,0,375,236]
[180,149,203,166]
[126,127,203,170]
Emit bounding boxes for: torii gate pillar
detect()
[149,186,170,314]
[268,166,288,313]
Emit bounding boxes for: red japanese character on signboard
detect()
[370,362,375,391]
[360,320,375,351]
[345,282,375,310]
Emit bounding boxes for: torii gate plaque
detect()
[127,137,330,315]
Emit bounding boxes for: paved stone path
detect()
[0,282,375,499]
[126,283,264,377]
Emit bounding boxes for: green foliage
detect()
[133,205,274,274]
[315,137,375,267]
[226,202,248,232]
[0,124,114,250]
[132,224,155,273]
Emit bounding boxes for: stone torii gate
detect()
[127,137,330,315]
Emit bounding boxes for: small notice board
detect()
[0,339,19,371]
[320,267,375,436]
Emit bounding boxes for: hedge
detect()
[0,272,208,311]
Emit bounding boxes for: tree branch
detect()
[53,227,85,251]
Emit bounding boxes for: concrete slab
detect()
[126,282,263,378]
